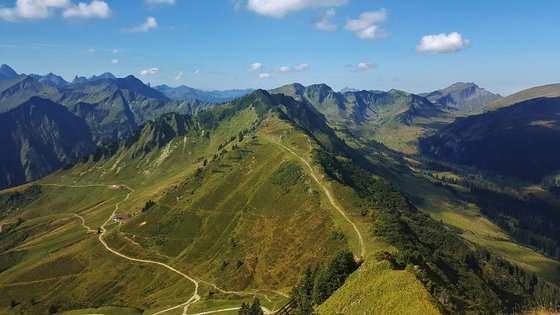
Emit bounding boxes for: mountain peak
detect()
[424,82,502,111]
[340,87,360,93]
[0,64,20,81]
[448,82,478,89]
[308,83,335,93]
[88,72,116,82]
[29,72,69,88]
[0,64,16,73]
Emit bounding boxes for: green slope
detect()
[484,83,560,111]
[0,91,399,314]
[2,89,559,314]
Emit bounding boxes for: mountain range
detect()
[0,64,544,190]
[1,76,559,314]
[270,83,451,153]
[0,65,213,188]
[154,84,254,103]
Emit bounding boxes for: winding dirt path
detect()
[98,187,200,315]
[41,184,200,315]
[73,214,96,233]
[265,137,366,258]
[46,183,284,314]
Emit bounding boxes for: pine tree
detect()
[250,298,264,315]
[238,302,251,315]
[238,298,263,315]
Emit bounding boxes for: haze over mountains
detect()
[154,84,254,103]
[0,64,545,190]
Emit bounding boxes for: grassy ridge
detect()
[0,96,372,313]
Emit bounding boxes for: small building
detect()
[113,214,129,222]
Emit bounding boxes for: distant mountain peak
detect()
[29,72,69,88]
[0,64,16,73]
[423,82,502,112]
[154,84,254,103]
[88,72,116,82]
[449,82,477,88]
[0,64,20,81]
[340,87,360,93]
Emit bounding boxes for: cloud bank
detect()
[0,0,110,21]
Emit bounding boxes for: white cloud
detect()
[247,0,347,17]
[356,26,385,39]
[345,10,386,31]
[415,32,471,53]
[127,16,158,32]
[111,59,119,64]
[293,63,310,71]
[87,48,96,53]
[354,62,375,71]
[259,72,271,79]
[193,69,201,75]
[63,1,110,18]
[275,63,310,73]
[0,0,110,21]
[174,71,183,80]
[0,0,69,21]
[345,9,388,40]
[146,0,175,4]
[140,67,159,75]
[112,48,120,54]
[247,62,263,72]
[313,8,336,31]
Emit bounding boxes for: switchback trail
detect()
[265,137,366,258]
[49,183,283,314]
[41,183,200,315]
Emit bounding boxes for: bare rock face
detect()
[422,82,502,112]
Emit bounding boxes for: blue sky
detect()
[0,0,559,95]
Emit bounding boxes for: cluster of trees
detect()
[0,185,41,218]
[290,250,358,314]
[416,151,560,260]
[238,297,264,315]
[315,148,560,313]
[6,298,58,313]
[541,176,560,197]
[141,200,156,212]
[470,188,560,259]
